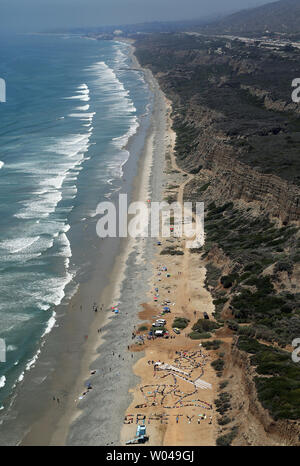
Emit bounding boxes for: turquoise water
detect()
[0,34,151,408]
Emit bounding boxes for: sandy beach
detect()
[120,98,217,446]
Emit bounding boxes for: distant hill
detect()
[200,0,300,36]
[45,18,216,36]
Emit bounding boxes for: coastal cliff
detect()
[175,102,300,222]
[134,31,300,445]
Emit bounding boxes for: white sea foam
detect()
[86,60,140,178]
[41,312,56,337]
[65,84,90,102]
[112,115,139,149]
[39,272,74,307]
[15,191,63,219]
[74,105,90,111]
[0,376,6,389]
[65,95,90,102]
[0,236,41,254]
[14,130,92,220]
[25,350,41,371]
[56,232,72,259]
[68,112,95,121]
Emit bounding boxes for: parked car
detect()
[156,319,166,325]
[173,328,181,335]
[203,312,209,320]
[152,322,163,328]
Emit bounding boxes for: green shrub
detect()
[221,274,238,288]
[192,318,218,333]
[202,340,222,350]
[226,320,239,332]
[219,380,229,390]
[211,358,225,372]
[138,325,148,332]
[172,317,189,329]
[238,336,300,419]
[189,331,211,340]
[217,416,231,426]
[216,426,238,446]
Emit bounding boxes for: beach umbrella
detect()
[163,307,170,311]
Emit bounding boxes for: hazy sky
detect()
[1,0,276,32]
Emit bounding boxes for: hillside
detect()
[200,0,300,36]
[134,31,300,444]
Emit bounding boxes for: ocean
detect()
[0,34,151,411]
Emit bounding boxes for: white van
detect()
[156,319,166,325]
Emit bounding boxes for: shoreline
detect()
[65,57,168,446]
[18,44,167,446]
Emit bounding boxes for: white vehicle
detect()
[156,319,166,325]
[152,321,163,328]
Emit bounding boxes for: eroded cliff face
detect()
[240,84,300,115]
[135,32,300,209]
[179,102,300,222]
[228,341,300,446]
